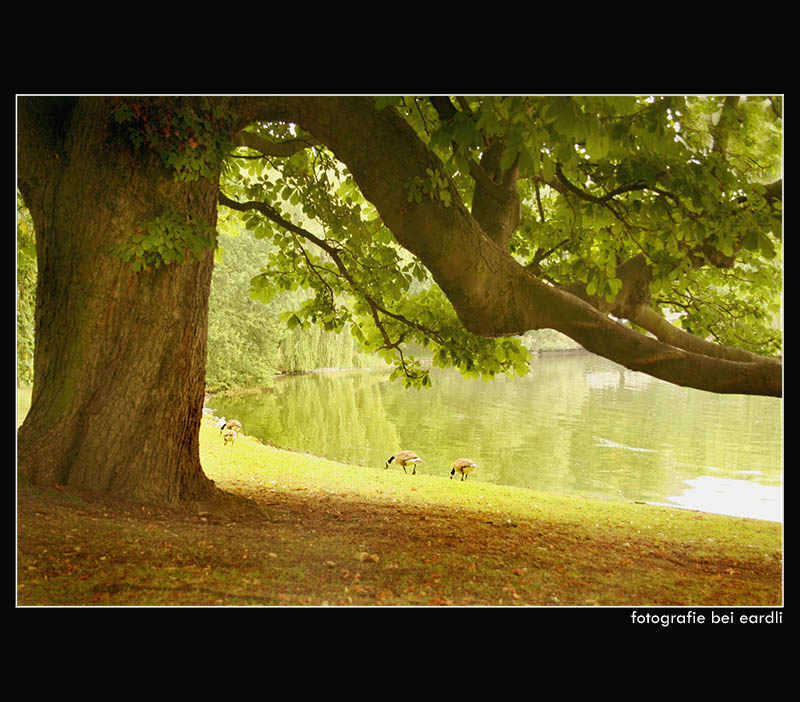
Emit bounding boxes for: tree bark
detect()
[17,97,220,504]
[557,254,780,366]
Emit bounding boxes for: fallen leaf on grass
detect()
[503,585,522,600]
[355,552,380,563]
[429,596,453,606]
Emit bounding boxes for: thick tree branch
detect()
[628,305,779,365]
[429,96,521,248]
[233,96,781,397]
[557,254,779,365]
[234,130,319,158]
[710,96,741,156]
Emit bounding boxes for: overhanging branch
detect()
[234,130,319,158]
[231,96,782,397]
[556,253,780,366]
[218,190,449,353]
[628,305,780,365]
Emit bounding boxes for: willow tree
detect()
[17,95,781,506]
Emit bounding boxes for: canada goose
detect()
[451,458,478,481]
[384,450,423,474]
[218,418,242,434]
[225,419,242,434]
[223,428,238,446]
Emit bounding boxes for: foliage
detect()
[111,97,238,181]
[222,123,532,388]
[207,224,281,392]
[107,98,239,273]
[19,96,783,395]
[219,96,781,388]
[418,95,782,353]
[16,195,36,384]
[206,221,376,392]
[407,167,454,207]
[112,209,218,272]
[278,322,374,374]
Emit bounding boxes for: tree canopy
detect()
[219,95,782,395]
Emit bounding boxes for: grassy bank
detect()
[17,403,782,607]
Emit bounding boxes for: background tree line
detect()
[205,217,377,391]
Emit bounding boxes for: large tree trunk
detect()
[17,97,219,505]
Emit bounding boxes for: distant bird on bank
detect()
[217,417,243,435]
[384,450,423,474]
[224,419,242,434]
[223,428,238,446]
[451,458,478,481]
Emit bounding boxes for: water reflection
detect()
[656,475,782,522]
[211,353,782,522]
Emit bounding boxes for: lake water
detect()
[210,352,783,522]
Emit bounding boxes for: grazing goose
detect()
[450,458,478,481]
[224,419,242,434]
[217,418,242,435]
[223,428,238,446]
[384,450,423,474]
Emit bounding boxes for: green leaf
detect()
[517,147,537,176]
[546,97,576,133]
[557,143,574,164]
[453,119,476,148]
[758,232,776,259]
[375,96,404,110]
[500,145,520,172]
[429,126,453,152]
[586,127,610,160]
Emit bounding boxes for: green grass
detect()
[197,420,782,605]
[201,418,778,555]
[16,389,783,606]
